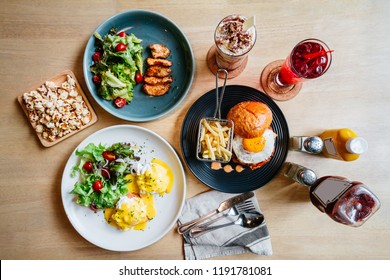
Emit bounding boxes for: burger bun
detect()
[226,101,273,139]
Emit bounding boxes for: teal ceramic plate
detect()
[83,10,194,122]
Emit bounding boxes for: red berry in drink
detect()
[292,42,328,79]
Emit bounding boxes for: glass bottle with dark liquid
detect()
[284,162,381,227]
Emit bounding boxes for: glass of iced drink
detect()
[260,38,333,101]
[208,15,256,78]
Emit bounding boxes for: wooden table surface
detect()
[1,0,390,260]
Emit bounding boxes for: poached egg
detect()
[104,158,174,231]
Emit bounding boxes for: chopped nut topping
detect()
[23,75,91,142]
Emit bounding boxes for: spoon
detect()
[188,211,264,238]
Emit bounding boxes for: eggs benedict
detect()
[104,194,149,231]
[227,101,276,170]
[135,158,174,195]
[104,157,174,231]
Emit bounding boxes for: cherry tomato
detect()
[101,168,111,179]
[114,97,126,108]
[92,74,101,84]
[92,180,103,192]
[83,161,93,172]
[92,51,102,62]
[115,43,127,52]
[135,73,143,84]
[118,31,127,37]
[102,150,116,161]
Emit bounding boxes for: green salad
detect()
[91,27,143,107]
[70,142,138,210]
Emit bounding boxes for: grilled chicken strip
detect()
[146,57,173,67]
[143,76,173,85]
[145,66,172,78]
[143,83,171,96]
[149,44,171,59]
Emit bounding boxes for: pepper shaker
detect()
[290,136,324,154]
[284,162,317,187]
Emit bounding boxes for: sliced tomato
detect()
[102,151,116,161]
[114,97,126,108]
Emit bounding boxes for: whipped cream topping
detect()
[215,15,256,56]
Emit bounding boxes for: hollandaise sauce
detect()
[136,158,174,195]
[104,158,173,231]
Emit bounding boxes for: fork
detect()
[235,200,257,213]
[191,199,257,229]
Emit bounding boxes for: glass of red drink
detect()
[260,38,333,101]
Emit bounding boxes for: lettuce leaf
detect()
[91,28,143,104]
[75,143,106,162]
[70,142,135,210]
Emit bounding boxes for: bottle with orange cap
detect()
[290,128,368,161]
[319,128,368,161]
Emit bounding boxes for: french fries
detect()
[198,118,233,162]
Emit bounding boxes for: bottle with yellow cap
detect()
[319,128,368,161]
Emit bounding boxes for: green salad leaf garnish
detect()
[91,28,143,104]
[70,142,138,210]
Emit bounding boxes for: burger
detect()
[226,101,276,170]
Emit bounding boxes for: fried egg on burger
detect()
[227,101,276,170]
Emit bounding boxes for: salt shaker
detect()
[284,162,317,187]
[290,136,324,154]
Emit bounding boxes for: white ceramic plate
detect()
[61,125,186,251]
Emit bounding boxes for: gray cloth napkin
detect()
[178,190,273,260]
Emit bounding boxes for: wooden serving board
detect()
[17,69,98,147]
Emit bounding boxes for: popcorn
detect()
[22,75,92,142]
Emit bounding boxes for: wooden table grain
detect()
[1,0,390,260]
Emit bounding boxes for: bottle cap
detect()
[346,137,368,154]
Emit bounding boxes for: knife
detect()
[177,191,254,234]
